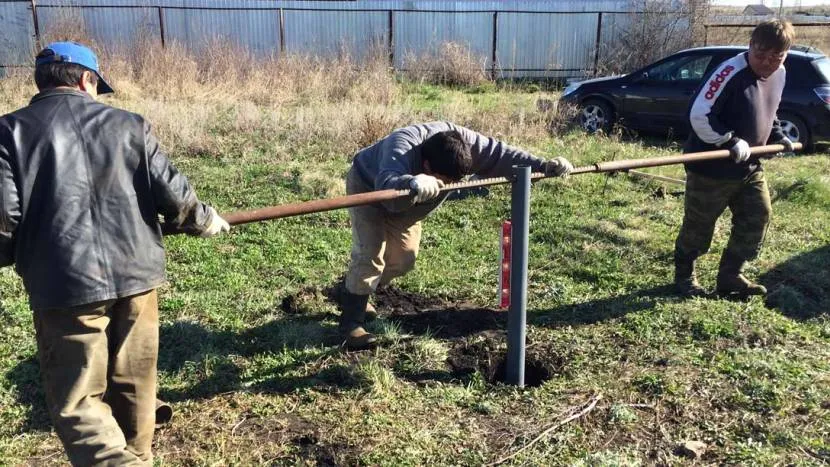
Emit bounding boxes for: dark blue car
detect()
[560,46,830,149]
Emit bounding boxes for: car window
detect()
[813,58,830,84]
[784,57,819,88]
[644,55,713,82]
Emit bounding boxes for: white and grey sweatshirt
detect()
[684,52,787,179]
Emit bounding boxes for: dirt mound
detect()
[226,413,355,465]
[375,287,507,338]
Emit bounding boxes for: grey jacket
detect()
[0,89,215,309]
[352,121,546,217]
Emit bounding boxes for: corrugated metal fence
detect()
[1,0,654,78]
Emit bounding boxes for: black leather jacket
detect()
[0,89,214,309]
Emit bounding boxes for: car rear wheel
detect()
[777,112,812,151]
[579,99,614,134]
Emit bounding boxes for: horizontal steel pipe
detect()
[589,143,798,173]
[224,188,409,225]
[222,143,799,225]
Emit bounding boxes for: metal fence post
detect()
[30,0,42,51]
[593,12,603,76]
[388,10,394,68]
[158,7,166,48]
[279,8,286,55]
[491,11,498,80]
[506,165,530,387]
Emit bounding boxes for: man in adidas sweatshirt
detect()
[674,19,795,298]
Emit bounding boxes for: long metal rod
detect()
[506,166,530,387]
[222,143,798,225]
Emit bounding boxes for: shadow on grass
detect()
[156,317,366,402]
[383,284,676,338]
[532,284,677,327]
[3,314,360,433]
[760,245,830,320]
[385,306,507,339]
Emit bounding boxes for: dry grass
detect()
[1,34,564,162]
[402,42,490,87]
[3,13,583,165]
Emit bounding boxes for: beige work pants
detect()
[344,167,423,295]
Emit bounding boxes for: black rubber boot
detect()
[338,291,378,351]
[674,252,706,297]
[336,282,376,322]
[716,252,767,297]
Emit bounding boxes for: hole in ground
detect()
[447,332,556,387]
[492,355,552,387]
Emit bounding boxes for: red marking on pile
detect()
[499,220,511,309]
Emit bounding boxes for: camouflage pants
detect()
[675,170,771,261]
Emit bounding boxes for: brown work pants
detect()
[344,167,423,296]
[33,289,159,466]
[675,170,772,261]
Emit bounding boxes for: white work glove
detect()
[774,136,795,153]
[409,174,444,203]
[200,207,230,238]
[543,157,574,177]
[728,138,751,163]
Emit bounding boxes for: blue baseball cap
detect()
[35,41,114,94]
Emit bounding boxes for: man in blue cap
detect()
[0,41,230,465]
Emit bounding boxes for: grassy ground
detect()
[1,61,829,465]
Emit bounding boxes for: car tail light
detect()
[815,87,830,104]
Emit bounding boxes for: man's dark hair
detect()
[34,50,97,91]
[421,130,473,181]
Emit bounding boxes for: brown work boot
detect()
[716,252,767,297]
[674,252,706,297]
[338,291,377,351]
[344,326,377,350]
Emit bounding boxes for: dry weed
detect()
[403,42,489,87]
[40,8,96,47]
[0,72,34,114]
[6,11,559,162]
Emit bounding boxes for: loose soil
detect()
[282,285,564,387]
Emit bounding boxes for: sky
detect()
[710,0,830,6]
